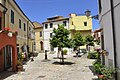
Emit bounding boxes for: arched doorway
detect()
[40,41,43,51]
[0,32,17,72]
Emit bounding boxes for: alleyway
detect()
[1,53,97,80]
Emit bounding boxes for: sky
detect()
[15,0,99,30]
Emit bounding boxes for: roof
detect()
[13,0,35,28]
[33,21,43,29]
[42,17,69,24]
[93,28,103,33]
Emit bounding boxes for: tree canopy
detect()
[50,24,70,48]
[72,32,84,48]
[85,35,94,46]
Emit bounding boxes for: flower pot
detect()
[98,75,104,79]
[17,66,23,71]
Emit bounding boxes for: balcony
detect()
[28,32,35,40]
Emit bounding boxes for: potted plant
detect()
[93,61,105,79]
[101,50,108,56]
[17,52,24,71]
[100,66,117,79]
[17,60,23,71]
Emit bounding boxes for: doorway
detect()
[40,41,43,51]
[4,45,12,70]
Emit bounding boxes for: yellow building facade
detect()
[69,13,92,38]
[33,22,44,53]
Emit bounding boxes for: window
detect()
[40,31,42,37]
[98,0,102,14]
[63,21,67,26]
[19,19,21,29]
[72,21,74,25]
[45,24,48,29]
[24,23,26,31]
[50,33,52,37]
[29,27,31,31]
[17,44,19,54]
[84,22,87,26]
[11,10,14,24]
[50,23,53,28]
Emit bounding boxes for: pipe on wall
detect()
[110,0,117,80]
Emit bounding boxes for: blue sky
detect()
[16,0,99,30]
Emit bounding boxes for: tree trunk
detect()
[61,49,64,64]
[57,47,61,58]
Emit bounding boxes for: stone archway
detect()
[0,32,17,72]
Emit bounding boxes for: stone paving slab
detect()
[3,53,98,80]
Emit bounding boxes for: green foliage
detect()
[50,24,71,63]
[63,49,68,55]
[87,51,99,59]
[50,24,70,48]
[85,35,94,46]
[72,32,84,48]
[93,60,117,79]
[100,66,117,79]
[17,60,22,66]
[95,39,100,45]
[18,52,23,60]
[93,61,104,75]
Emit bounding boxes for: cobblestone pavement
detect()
[3,53,98,80]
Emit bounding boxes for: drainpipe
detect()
[3,2,7,71]
[3,9,7,28]
[3,5,7,28]
[27,21,29,47]
[110,0,117,80]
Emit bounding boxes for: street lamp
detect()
[85,9,99,20]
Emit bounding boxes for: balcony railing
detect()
[28,32,35,40]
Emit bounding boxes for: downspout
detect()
[27,21,29,46]
[3,2,7,71]
[3,9,7,28]
[110,0,117,80]
[27,21,29,53]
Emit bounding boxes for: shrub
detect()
[63,49,67,55]
[100,66,117,79]
[93,61,104,74]
[87,51,99,59]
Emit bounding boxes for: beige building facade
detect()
[1,0,35,54]
[33,22,44,53]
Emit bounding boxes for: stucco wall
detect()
[4,0,34,53]
[43,20,69,52]
[99,0,120,79]
[113,1,120,77]
[69,16,92,30]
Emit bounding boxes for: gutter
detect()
[110,0,117,80]
[0,3,8,28]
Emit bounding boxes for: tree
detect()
[85,35,94,52]
[50,24,70,63]
[72,32,84,51]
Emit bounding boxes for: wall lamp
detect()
[85,9,99,20]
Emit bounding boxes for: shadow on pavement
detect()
[92,78,98,80]
[88,66,99,80]
[41,59,51,62]
[89,66,97,75]
[73,55,81,57]
[52,61,75,65]
[53,57,66,59]
[0,71,17,80]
